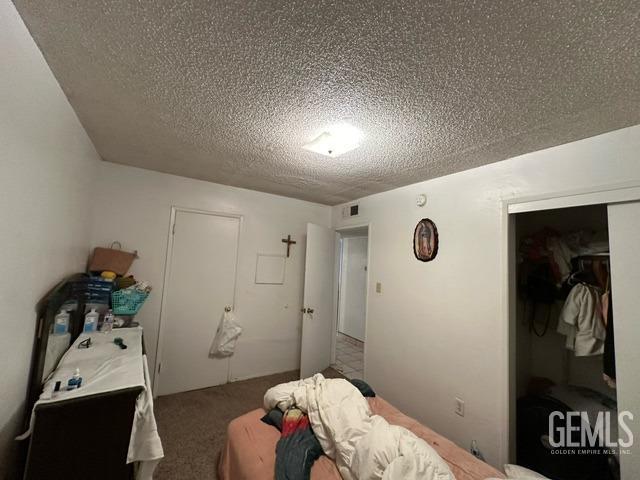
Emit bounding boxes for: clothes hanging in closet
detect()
[557,283,606,356]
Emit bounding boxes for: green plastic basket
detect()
[111,288,149,315]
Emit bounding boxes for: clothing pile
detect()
[262,379,376,480]
[264,374,455,480]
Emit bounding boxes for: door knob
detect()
[224,306,232,312]
[301,307,315,314]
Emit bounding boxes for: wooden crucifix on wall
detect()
[281,235,297,258]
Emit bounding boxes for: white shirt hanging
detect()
[557,283,606,356]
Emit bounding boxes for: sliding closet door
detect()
[157,210,240,396]
[608,201,640,478]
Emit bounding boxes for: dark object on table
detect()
[114,337,128,349]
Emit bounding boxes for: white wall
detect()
[338,236,368,341]
[332,125,640,467]
[90,162,332,386]
[0,1,100,476]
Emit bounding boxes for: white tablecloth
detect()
[42,332,71,382]
[18,327,163,479]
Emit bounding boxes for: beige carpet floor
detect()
[154,368,344,480]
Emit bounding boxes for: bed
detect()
[219,395,504,480]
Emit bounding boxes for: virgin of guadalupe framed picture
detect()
[413,218,438,262]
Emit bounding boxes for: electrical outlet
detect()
[455,397,465,417]
[375,282,382,293]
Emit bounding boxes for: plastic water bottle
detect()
[53,310,70,335]
[101,309,114,333]
[83,308,99,333]
[67,368,82,390]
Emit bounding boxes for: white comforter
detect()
[264,374,455,480]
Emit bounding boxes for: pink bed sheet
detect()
[218,396,504,480]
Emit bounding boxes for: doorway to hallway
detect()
[331,227,368,379]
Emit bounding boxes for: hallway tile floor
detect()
[332,332,364,380]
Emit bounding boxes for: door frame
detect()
[332,223,371,376]
[499,181,640,466]
[153,206,243,397]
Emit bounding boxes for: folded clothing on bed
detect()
[264,374,454,480]
[278,408,324,480]
[261,378,376,480]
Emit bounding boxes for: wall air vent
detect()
[342,204,359,218]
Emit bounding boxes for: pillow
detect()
[503,464,550,479]
[350,378,376,397]
[260,408,284,431]
[498,477,548,480]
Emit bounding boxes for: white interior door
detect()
[158,210,240,396]
[300,223,335,378]
[607,200,640,479]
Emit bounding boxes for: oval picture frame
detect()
[413,218,438,262]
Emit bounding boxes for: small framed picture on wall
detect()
[413,218,438,262]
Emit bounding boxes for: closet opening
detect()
[331,226,368,380]
[512,204,619,480]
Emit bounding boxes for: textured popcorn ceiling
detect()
[14,0,640,205]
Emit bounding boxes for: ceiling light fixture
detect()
[303,123,363,158]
